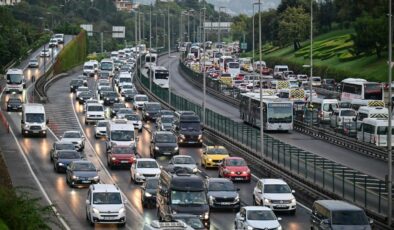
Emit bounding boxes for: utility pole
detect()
[134,10,138,46]
[388,0,393,227]
[155,13,158,48]
[309,0,314,127]
[258,0,264,158]
[149,4,152,91]
[218,7,225,44]
[168,6,171,105]
[202,5,206,125]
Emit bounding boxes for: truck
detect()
[106,119,136,152]
[173,111,203,146]
[21,103,48,137]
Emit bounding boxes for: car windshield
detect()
[155,134,176,143]
[135,96,148,101]
[97,122,107,127]
[137,161,158,168]
[73,162,96,171]
[80,92,93,97]
[58,151,80,159]
[88,106,103,112]
[63,132,81,138]
[247,210,276,221]
[263,184,292,193]
[93,192,122,205]
[145,178,159,189]
[6,74,23,84]
[111,130,134,141]
[208,181,235,191]
[106,92,117,97]
[161,117,174,123]
[84,65,93,70]
[171,191,207,205]
[146,103,161,111]
[112,147,133,154]
[56,143,75,150]
[174,217,204,229]
[207,147,228,155]
[26,113,45,123]
[323,103,338,112]
[125,114,140,121]
[226,159,246,166]
[179,122,200,131]
[173,157,195,165]
[340,110,356,116]
[331,210,369,225]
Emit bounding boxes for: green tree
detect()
[352,14,387,58]
[277,7,309,50]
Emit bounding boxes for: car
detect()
[111,103,127,118]
[322,78,336,90]
[123,88,138,101]
[159,109,175,117]
[234,206,282,230]
[102,91,119,106]
[60,130,85,151]
[85,184,126,226]
[107,145,136,169]
[94,120,108,138]
[142,102,161,121]
[76,86,90,98]
[77,75,88,86]
[156,115,174,131]
[218,157,251,182]
[98,71,110,79]
[116,108,134,119]
[123,113,143,131]
[330,108,357,129]
[66,160,100,188]
[77,91,94,104]
[53,33,64,44]
[201,146,229,168]
[98,88,112,100]
[85,103,105,124]
[206,178,240,211]
[28,58,39,68]
[141,177,159,208]
[48,38,58,48]
[6,97,22,112]
[97,82,111,94]
[120,84,134,96]
[133,94,149,109]
[130,158,161,184]
[49,141,76,161]
[150,131,179,158]
[253,178,296,214]
[168,155,198,173]
[172,214,206,230]
[53,150,82,173]
[69,79,84,93]
[40,49,50,57]
[83,99,100,113]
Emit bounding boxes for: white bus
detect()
[341,78,383,102]
[357,118,394,147]
[100,59,114,77]
[144,53,158,68]
[148,66,169,89]
[5,68,25,94]
[240,92,293,131]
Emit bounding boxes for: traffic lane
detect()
[159,54,391,181]
[156,55,241,121]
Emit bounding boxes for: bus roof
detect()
[362,118,394,126]
[358,106,388,113]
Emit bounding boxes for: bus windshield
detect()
[155,71,169,80]
[7,74,23,84]
[267,103,293,123]
[101,62,113,71]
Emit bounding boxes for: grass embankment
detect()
[244,29,389,82]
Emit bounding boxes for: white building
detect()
[0,0,21,5]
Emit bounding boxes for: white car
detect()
[60,130,85,151]
[28,58,39,68]
[85,103,105,124]
[48,38,58,48]
[168,155,198,173]
[83,61,95,77]
[330,108,357,129]
[130,158,161,184]
[76,86,90,98]
[83,99,100,113]
[133,94,149,109]
[95,120,108,138]
[85,184,126,226]
[40,49,50,57]
[253,179,296,214]
[234,206,282,230]
[125,113,143,131]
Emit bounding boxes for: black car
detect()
[69,79,84,93]
[103,91,119,105]
[98,88,112,99]
[159,110,175,117]
[66,160,100,188]
[322,78,336,90]
[142,102,161,121]
[53,150,82,173]
[172,214,206,230]
[123,89,138,101]
[77,91,94,104]
[77,75,88,86]
[141,177,159,208]
[50,141,76,161]
[111,103,127,118]
[6,97,22,111]
[150,131,179,158]
[206,178,240,211]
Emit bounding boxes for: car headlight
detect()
[92,208,100,215]
[24,124,30,129]
[235,195,240,202]
[145,192,152,197]
[119,207,125,214]
[291,198,296,203]
[192,167,198,173]
[180,134,185,139]
[209,195,214,201]
[7,104,10,107]
[106,97,109,100]
[264,198,271,204]
[174,147,179,151]
[41,124,46,128]
[72,175,78,179]
[208,158,212,162]
[154,146,159,150]
[111,157,116,161]
[145,113,149,116]
[247,226,253,230]
[58,162,64,166]
[198,134,202,139]
[204,211,209,220]
[136,172,141,176]
[93,176,100,181]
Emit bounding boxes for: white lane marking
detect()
[69,94,143,221]
[0,87,71,230]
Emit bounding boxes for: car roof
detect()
[207,178,233,183]
[90,184,120,193]
[136,158,157,162]
[315,200,363,211]
[243,206,272,211]
[63,130,81,134]
[259,178,287,185]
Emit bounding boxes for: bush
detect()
[338,51,359,62]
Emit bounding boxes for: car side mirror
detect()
[277,217,282,221]
[292,190,295,194]
[86,199,90,205]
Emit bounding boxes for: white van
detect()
[83,61,95,77]
[86,184,126,226]
[311,76,322,87]
[226,62,240,78]
[311,98,339,122]
[21,104,48,137]
[273,65,289,79]
[356,106,389,129]
[357,118,394,147]
[100,59,114,77]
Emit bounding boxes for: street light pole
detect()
[202,6,206,125]
[168,7,171,56]
[168,6,172,105]
[155,13,158,49]
[134,10,138,46]
[257,0,264,158]
[149,4,152,91]
[218,7,225,44]
[309,0,313,114]
[388,0,393,227]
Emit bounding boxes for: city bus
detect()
[239,92,293,131]
[99,59,114,77]
[340,78,383,102]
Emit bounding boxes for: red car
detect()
[218,157,251,182]
[107,146,136,169]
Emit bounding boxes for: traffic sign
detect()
[80,24,93,36]
[241,42,247,50]
[112,26,125,38]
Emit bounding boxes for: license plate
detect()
[121,161,128,163]
[82,180,90,183]
[220,202,231,205]
[33,130,39,133]
[276,205,287,208]
[103,217,113,220]
[234,177,244,180]
[163,152,172,155]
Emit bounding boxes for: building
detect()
[114,0,133,12]
[0,0,21,5]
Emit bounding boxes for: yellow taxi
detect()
[201,145,229,168]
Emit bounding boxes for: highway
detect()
[158,53,393,181]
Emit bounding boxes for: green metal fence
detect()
[138,63,392,221]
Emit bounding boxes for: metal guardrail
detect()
[178,61,390,162]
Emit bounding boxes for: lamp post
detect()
[308,0,314,127]
[257,0,264,158]
[149,4,152,91]
[202,6,206,124]
[134,10,138,46]
[154,12,158,49]
[387,0,393,226]
[252,3,259,63]
[218,6,225,43]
